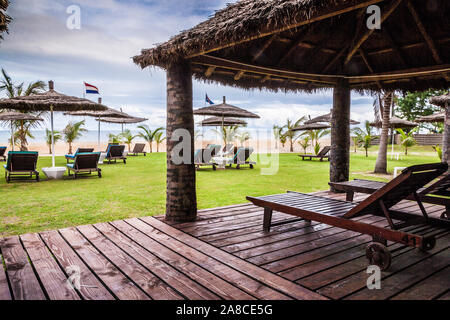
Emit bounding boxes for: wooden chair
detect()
[67,152,102,179]
[3,151,39,182]
[247,163,449,270]
[228,147,255,169]
[194,148,217,170]
[298,146,330,161]
[128,143,147,156]
[0,147,6,161]
[105,145,126,164]
[65,148,95,163]
[329,172,450,220]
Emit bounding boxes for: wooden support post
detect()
[443,106,450,168]
[263,207,273,232]
[330,80,350,190]
[165,59,197,222]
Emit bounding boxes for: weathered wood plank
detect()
[59,227,149,300]
[40,230,114,300]
[0,236,46,300]
[139,216,326,300]
[94,222,220,300]
[0,253,12,300]
[20,233,80,300]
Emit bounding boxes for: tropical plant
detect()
[108,133,122,144]
[281,117,307,152]
[351,135,359,153]
[154,130,166,152]
[237,131,250,146]
[305,129,330,150]
[273,125,283,149]
[194,130,202,143]
[432,145,442,161]
[137,125,164,153]
[396,128,417,155]
[212,125,240,147]
[298,136,310,154]
[1,68,47,150]
[45,128,62,154]
[279,134,287,148]
[63,120,87,154]
[119,129,137,152]
[313,141,321,155]
[353,121,375,157]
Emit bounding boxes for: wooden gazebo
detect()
[134,0,450,222]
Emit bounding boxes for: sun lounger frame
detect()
[298,146,330,161]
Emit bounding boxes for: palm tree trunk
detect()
[69,142,72,154]
[290,139,293,152]
[443,106,450,167]
[149,141,153,153]
[165,60,197,222]
[374,93,392,174]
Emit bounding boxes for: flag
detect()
[205,94,214,105]
[84,82,99,94]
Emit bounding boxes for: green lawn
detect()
[0,145,440,236]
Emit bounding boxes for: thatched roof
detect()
[292,122,331,131]
[65,101,132,118]
[0,81,109,112]
[134,0,450,93]
[96,117,148,124]
[305,111,360,125]
[194,96,260,118]
[0,0,11,41]
[198,116,247,127]
[430,92,450,108]
[370,116,418,129]
[0,111,43,121]
[415,111,445,123]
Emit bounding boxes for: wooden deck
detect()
[0,191,449,300]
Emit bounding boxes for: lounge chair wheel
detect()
[366,242,391,271]
[250,164,254,169]
[213,165,216,171]
[236,164,240,170]
[98,171,102,178]
[420,236,436,251]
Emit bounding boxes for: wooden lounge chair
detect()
[105,145,126,164]
[247,163,449,270]
[221,143,234,156]
[67,152,102,179]
[298,146,330,161]
[65,148,94,163]
[0,147,6,161]
[3,151,39,182]
[205,144,221,156]
[329,173,450,220]
[128,143,147,156]
[228,147,255,169]
[194,148,217,170]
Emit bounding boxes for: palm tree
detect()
[353,121,375,157]
[137,125,164,153]
[351,135,359,153]
[298,136,310,154]
[120,129,137,152]
[305,129,330,152]
[396,128,417,155]
[108,133,122,144]
[63,120,87,154]
[1,69,47,150]
[282,117,307,152]
[374,92,394,173]
[273,125,283,149]
[45,128,62,154]
[212,125,240,147]
[154,131,166,152]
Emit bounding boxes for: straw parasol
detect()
[430,93,450,109]
[0,111,43,151]
[198,116,247,127]
[64,99,134,149]
[415,112,445,123]
[305,111,360,125]
[370,116,418,129]
[0,80,108,167]
[96,116,148,124]
[292,122,331,131]
[194,96,259,119]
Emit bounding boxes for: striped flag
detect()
[84,82,99,94]
[205,94,214,105]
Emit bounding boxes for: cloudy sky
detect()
[0,0,376,132]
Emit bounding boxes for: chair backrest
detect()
[132,143,146,153]
[205,144,220,156]
[344,162,448,218]
[5,151,38,171]
[419,172,450,197]
[318,146,331,157]
[74,152,100,169]
[232,147,254,164]
[77,148,94,154]
[223,144,234,154]
[194,149,203,164]
[194,148,213,164]
[0,147,6,156]
[107,145,125,157]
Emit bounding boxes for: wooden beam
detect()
[406,0,442,64]
[381,27,407,67]
[186,0,387,59]
[367,37,450,57]
[204,66,216,77]
[277,24,318,66]
[261,75,270,83]
[359,48,383,89]
[234,70,245,81]
[344,0,403,65]
[323,44,350,73]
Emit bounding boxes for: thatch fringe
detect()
[133,0,345,69]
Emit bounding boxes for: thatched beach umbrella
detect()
[292,122,331,131]
[0,111,43,151]
[305,111,360,125]
[96,116,148,137]
[415,112,445,123]
[0,80,108,167]
[198,116,247,127]
[370,116,418,129]
[64,100,133,149]
[430,93,450,166]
